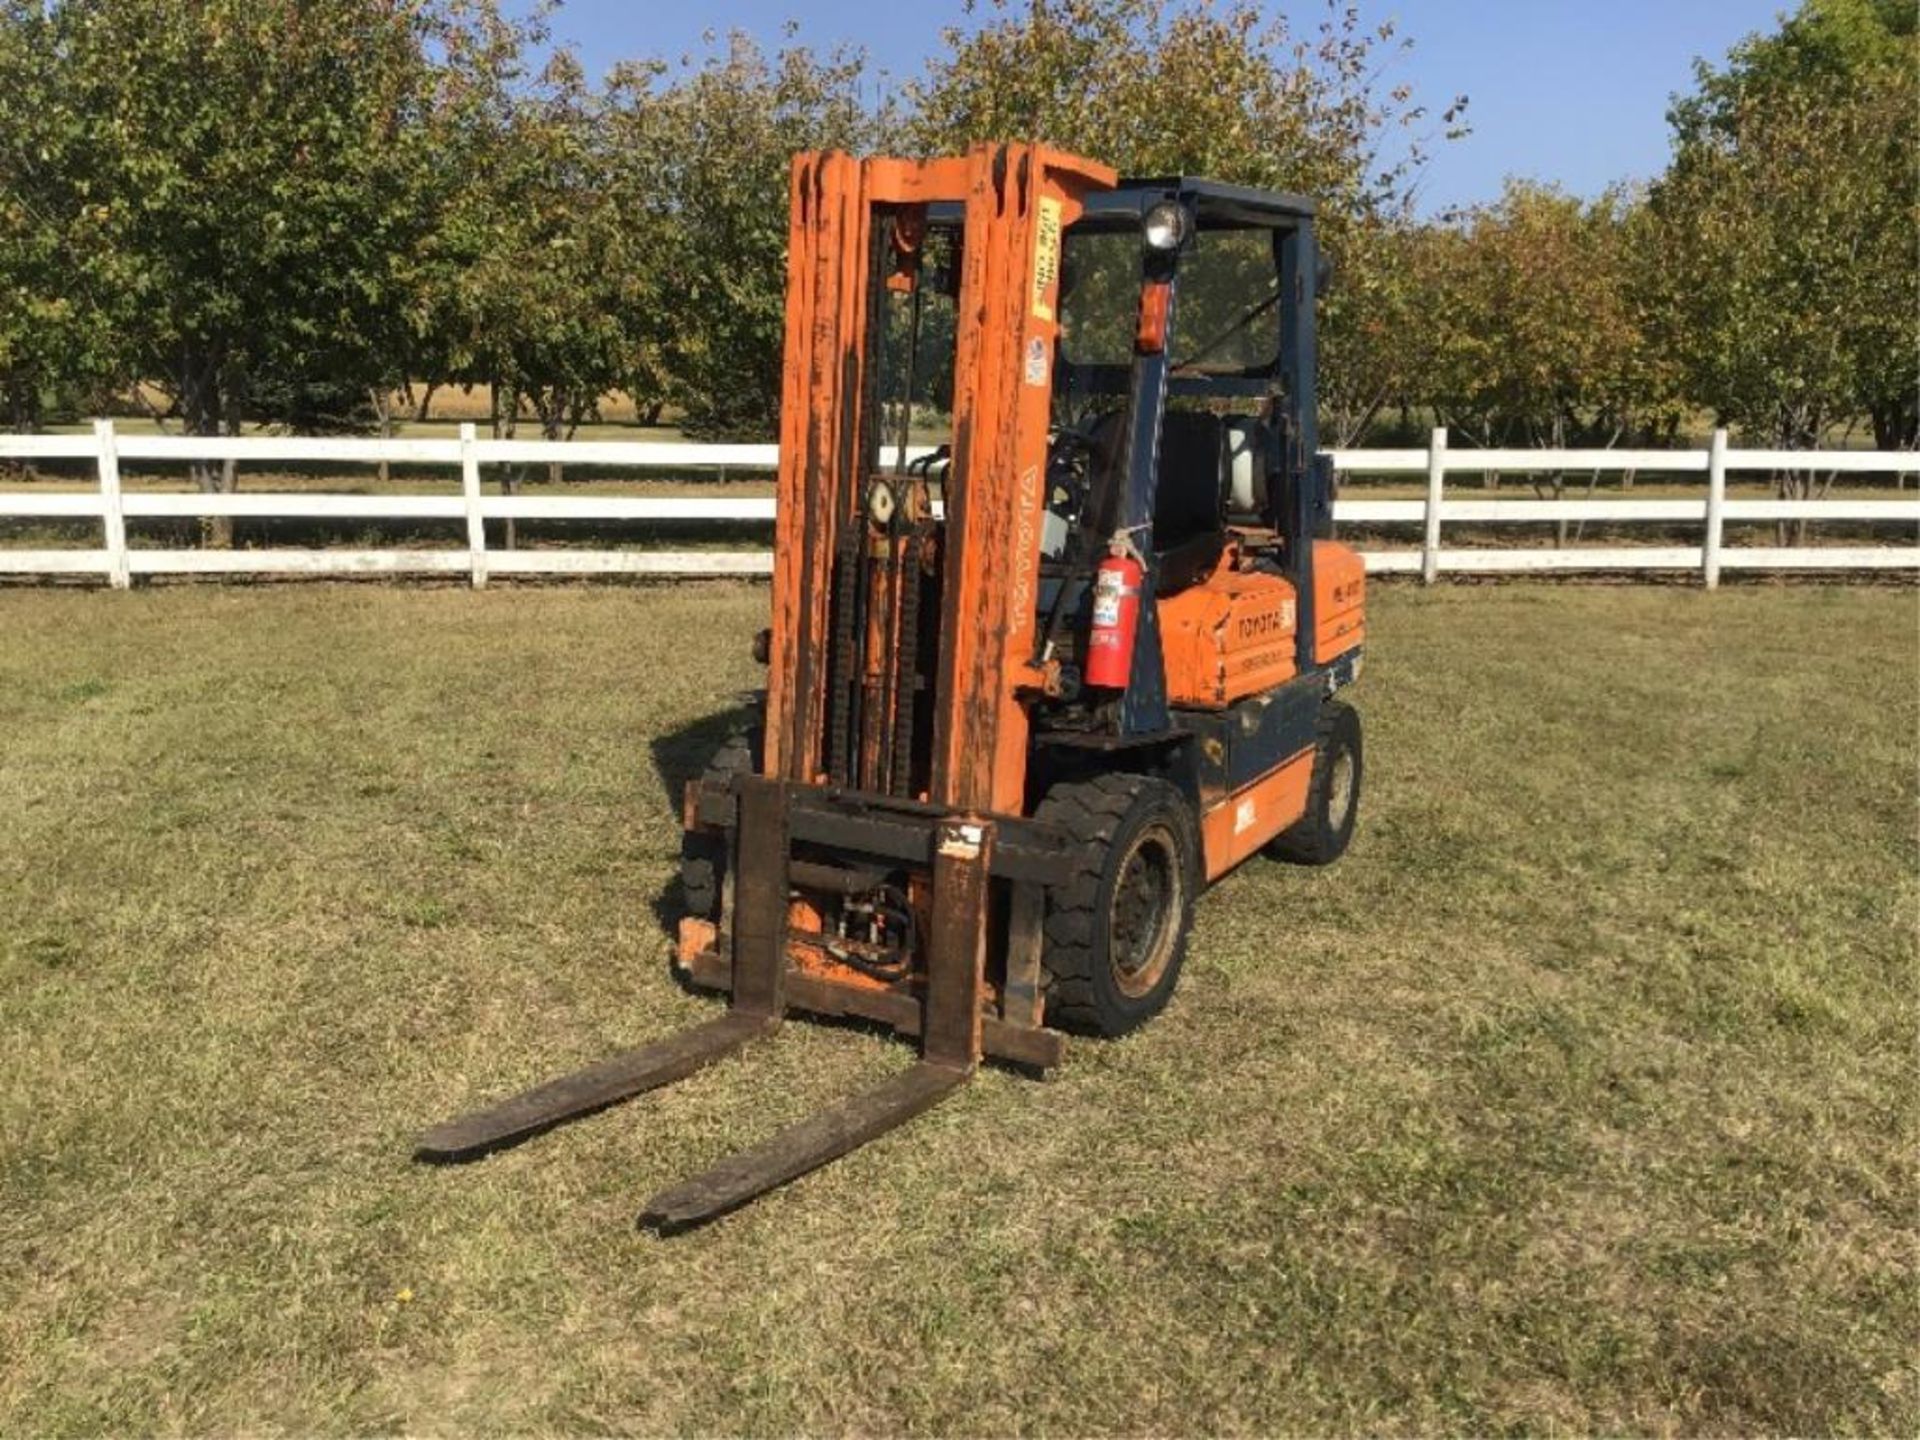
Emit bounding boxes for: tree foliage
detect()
[0,3,99,430]
[607,34,872,439]
[1651,0,1918,448]
[23,0,481,485]
[907,0,1467,446]
[437,49,642,444]
[0,0,1909,463]
[1410,182,1680,450]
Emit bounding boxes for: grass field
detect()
[1,581,1914,1435]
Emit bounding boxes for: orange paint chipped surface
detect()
[930,145,1116,816]
[1199,748,1315,880]
[676,917,717,966]
[787,937,900,993]
[765,145,1116,820]
[1313,540,1366,663]
[1157,548,1299,709]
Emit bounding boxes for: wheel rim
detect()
[1108,824,1182,999]
[1326,748,1356,832]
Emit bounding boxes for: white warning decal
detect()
[1233,796,1259,835]
[1024,336,1049,386]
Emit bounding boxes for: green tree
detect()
[23,0,502,495]
[0,1,113,434]
[434,48,643,468]
[906,0,1466,446]
[1651,0,1918,452]
[1401,183,1681,518]
[1415,182,1678,451]
[604,33,873,440]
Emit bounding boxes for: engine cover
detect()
[1156,560,1298,709]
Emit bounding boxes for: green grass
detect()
[1,582,1914,1435]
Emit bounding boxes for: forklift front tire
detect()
[1037,773,1199,1037]
[1267,699,1362,866]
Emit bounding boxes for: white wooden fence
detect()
[1,421,1914,589]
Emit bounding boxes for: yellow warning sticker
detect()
[1031,195,1063,321]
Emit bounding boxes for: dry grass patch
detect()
[0,581,1914,1434]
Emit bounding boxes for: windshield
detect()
[1057,227,1141,369]
[1172,226,1281,372]
[1056,222,1282,376]
[876,216,1287,449]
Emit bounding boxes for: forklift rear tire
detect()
[1036,773,1199,1037]
[1267,699,1361,866]
[680,724,760,920]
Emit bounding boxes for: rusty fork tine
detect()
[416,1012,778,1163]
[638,1062,967,1233]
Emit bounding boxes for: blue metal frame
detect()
[1115,250,1178,736]
[1091,178,1326,731]
[1276,217,1319,674]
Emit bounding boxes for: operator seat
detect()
[1151,411,1228,552]
[1082,408,1273,593]
[1157,410,1289,592]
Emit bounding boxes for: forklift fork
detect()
[414,1011,777,1162]
[418,775,997,1231]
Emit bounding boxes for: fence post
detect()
[95,418,130,590]
[460,422,487,589]
[1702,427,1727,590]
[1422,426,1447,585]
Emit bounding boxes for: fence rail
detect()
[1,421,1914,589]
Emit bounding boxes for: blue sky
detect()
[536,0,1788,214]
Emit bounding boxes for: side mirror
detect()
[1316,254,1337,298]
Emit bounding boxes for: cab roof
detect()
[1086,177,1317,228]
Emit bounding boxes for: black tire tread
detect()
[1267,699,1360,866]
[1034,772,1195,1033]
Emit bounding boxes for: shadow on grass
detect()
[644,697,760,940]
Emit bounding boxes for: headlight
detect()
[1142,201,1189,252]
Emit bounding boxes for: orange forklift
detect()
[419,145,1367,1229]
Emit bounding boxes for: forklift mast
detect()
[765,145,1116,816]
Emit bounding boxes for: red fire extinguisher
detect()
[1085,550,1143,689]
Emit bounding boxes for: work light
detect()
[1142,201,1189,251]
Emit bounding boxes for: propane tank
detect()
[1085,551,1144,689]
